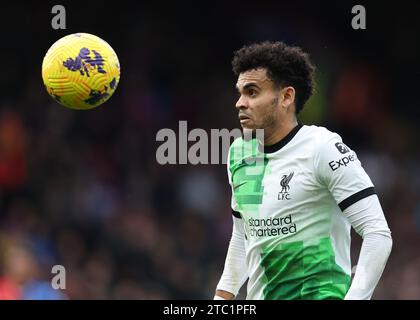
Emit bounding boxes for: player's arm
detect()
[214,212,248,300]
[214,142,248,300]
[314,135,392,300]
[215,289,235,300]
[341,195,392,300]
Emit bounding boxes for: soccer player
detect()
[214,42,392,300]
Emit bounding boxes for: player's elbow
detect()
[380,231,392,253]
[364,226,392,240]
[358,216,392,240]
[364,230,393,256]
[385,232,393,253]
[382,232,393,259]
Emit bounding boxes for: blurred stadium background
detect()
[0,1,418,299]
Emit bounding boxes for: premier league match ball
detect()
[42,33,120,110]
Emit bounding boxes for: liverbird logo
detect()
[278,172,294,200]
[280,172,294,193]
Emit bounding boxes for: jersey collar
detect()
[258,123,303,154]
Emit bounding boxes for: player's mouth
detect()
[239,113,251,124]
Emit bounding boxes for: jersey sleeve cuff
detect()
[232,210,242,219]
[338,187,376,211]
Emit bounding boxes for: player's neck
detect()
[263,119,299,146]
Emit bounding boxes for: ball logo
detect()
[335,142,350,154]
[63,47,106,77]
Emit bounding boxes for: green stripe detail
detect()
[261,237,351,300]
[230,138,268,212]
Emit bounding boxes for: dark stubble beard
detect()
[245,97,279,140]
[261,96,279,130]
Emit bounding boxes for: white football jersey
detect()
[228,124,375,299]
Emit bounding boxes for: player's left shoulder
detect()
[302,124,343,148]
[301,125,358,164]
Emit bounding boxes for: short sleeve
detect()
[314,134,376,211]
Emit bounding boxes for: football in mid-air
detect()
[42,33,120,110]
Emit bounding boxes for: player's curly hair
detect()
[232,41,316,114]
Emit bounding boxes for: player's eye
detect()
[248,90,257,97]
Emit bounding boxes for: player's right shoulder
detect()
[227,135,259,173]
[228,135,258,160]
[229,135,245,151]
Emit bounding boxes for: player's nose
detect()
[235,96,248,109]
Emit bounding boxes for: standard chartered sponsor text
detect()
[248,214,297,237]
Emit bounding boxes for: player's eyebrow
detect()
[236,82,260,92]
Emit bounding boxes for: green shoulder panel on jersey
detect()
[229,137,269,212]
[260,236,351,300]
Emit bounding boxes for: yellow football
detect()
[42,33,120,110]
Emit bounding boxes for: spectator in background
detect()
[0,234,66,300]
[0,110,28,215]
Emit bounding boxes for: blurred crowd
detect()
[0,2,419,299]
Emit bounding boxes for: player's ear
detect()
[280,86,296,110]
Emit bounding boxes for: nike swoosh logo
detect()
[233,181,247,190]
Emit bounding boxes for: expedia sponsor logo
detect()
[248,214,297,237]
[329,153,357,171]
